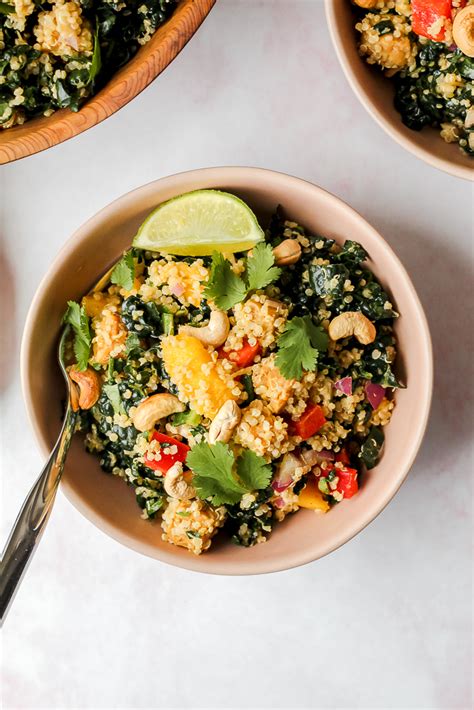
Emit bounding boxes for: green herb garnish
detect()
[186,442,272,506]
[275,315,328,380]
[63,300,92,371]
[111,250,135,291]
[203,243,281,310]
[203,252,247,310]
[245,242,282,290]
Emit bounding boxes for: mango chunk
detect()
[297,478,330,513]
[82,292,120,318]
[161,334,237,419]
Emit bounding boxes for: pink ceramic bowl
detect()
[325,0,473,182]
[21,167,433,574]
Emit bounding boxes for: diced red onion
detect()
[272,479,291,493]
[334,377,352,395]
[170,282,185,297]
[272,453,300,492]
[273,496,286,509]
[365,382,386,410]
[300,448,334,466]
[316,449,335,462]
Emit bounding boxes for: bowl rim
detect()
[20,166,434,575]
[324,0,473,183]
[0,0,215,165]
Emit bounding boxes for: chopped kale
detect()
[352,336,402,388]
[393,44,473,154]
[309,263,350,300]
[334,240,368,265]
[373,19,394,35]
[121,295,165,338]
[359,427,385,469]
[226,489,274,547]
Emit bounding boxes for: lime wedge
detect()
[133,190,264,256]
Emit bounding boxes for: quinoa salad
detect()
[64,193,403,556]
[352,0,474,155]
[0,0,177,128]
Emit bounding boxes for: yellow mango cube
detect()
[161,334,237,419]
[82,292,120,318]
[298,478,330,513]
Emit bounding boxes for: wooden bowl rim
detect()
[0,0,215,164]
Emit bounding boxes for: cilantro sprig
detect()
[186,442,272,506]
[203,253,247,310]
[275,315,328,380]
[111,250,135,291]
[245,241,282,291]
[203,242,281,310]
[63,301,92,371]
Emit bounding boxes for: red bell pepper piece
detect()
[144,432,190,474]
[335,466,359,499]
[217,339,262,368]
[411,0,453,41]
[292,403,326,439]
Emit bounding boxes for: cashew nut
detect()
[272,239,302,266]
[69,367,101,411]
[164,462,196,500]
[208,400,241,444]
[179,310,230,348]
[328,311,376,345]
[453,5,474,58]
[131,393,185,432]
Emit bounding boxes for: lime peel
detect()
[133,189,264,256]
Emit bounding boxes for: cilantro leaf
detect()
[203,252,247,310]
[203,245,281,311]
[275,315,328,380]
[236,449,272,491]
[187,442,246,505]
[111,250,135,291]
[245,242,281,291]
[63,300,92,371]
[102,384,126,416]
[187,442,272,506]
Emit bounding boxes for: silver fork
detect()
[0,325,77,625]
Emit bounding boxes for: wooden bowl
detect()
[325,0,473,181]
[20,167,433,575]
[0,0,215,164]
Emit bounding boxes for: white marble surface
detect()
[1,1,473,708]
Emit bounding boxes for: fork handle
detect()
[0,408,76,625]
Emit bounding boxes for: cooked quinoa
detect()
[67,199,403,556]
[0,0,177,128]
[353,0,474,155]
